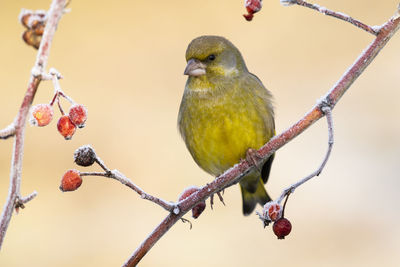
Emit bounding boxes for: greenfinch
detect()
[178,36,275,215]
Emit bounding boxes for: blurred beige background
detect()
[1,0,399,266]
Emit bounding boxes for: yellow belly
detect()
[179,89,271,176]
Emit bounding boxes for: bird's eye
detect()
[207,54,216,61]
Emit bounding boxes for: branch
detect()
[276,105,333,204]
[281,0,379,35]
[0,121,16,139]
[77,151,175,212]
[0,0,67,250]
[123,6,400,267]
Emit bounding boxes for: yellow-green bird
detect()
[178,36,275,215]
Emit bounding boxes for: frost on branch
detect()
[280,0,296,6]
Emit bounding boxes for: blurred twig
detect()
[123,4,400,267]
[0,0,67,249]
[0,121,16,139]
[281,0,379,35]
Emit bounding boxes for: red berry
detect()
[60,169,82,192]
[191,202,206,219]
[243,13,254,21]
[57,115,76,140]
[178,186,206,219]
[30,104,54,127]
[68,104,87,128]
[273,218,292,239]
[243,0,262,21]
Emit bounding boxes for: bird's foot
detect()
[210,191,225,209]
[245,148,262,172]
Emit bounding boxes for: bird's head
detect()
[184,36,248,80]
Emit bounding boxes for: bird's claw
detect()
[245,148,262,172]
[210,191,225,209]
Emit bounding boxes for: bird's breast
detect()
[179,87,270,176]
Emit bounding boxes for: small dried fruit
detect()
[60,169,82,192]
[33,23,45,35]
[57,115,76,140]
[22,30,42,49]
[20,13,32,28]
[262,201,282,222]
[74,145,96,167]
[273,218,292,239]
[20,10,46,49]
[178,186,206,219]
[30,103,54,127]
[68,104,87,128]
[243,0,262,21]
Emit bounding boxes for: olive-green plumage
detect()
[178,36,275,215]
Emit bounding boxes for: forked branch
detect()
[123,4,400,266]
[0,0,67,249]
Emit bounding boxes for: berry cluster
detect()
[30,91,87,140]
[243,0,263,21]
[260,198,292,239]
[20,9,46,49]
[178,186,206,219]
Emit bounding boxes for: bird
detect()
[178,35,275,215]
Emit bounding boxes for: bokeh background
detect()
[1,0,399,266]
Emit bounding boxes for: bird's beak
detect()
[184,59,206,77]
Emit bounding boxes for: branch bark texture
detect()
[0,0,67,249]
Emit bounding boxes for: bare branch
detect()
[123,7,400,266]
[80,169,175,212]
[18,191,38,205]
[281,0,379,35]
[0,0,67,250]
[277,104,334,204]
[0,122,16,139]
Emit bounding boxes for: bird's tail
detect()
[240,178,271,216]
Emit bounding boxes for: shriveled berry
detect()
[60,169,82,192]
[273,218,292,239]
[57,115,76,140]
[74,145,96,167]
[30,103,54,127]
[20,13,31,28]
[178,186,206,219]
[22,29,41,49]
[243,0,262,21]
[191,202,206,219]
[68,104,87,128]
[262,201,282,222]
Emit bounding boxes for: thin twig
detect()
[50,70,75,104]
[18,191,38,205]
[0,121,16,139]
[80,167,175,213]
[281,0,379,35]
[277,105,334,204]
[0,0,67,250]
[123,7,400,266]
